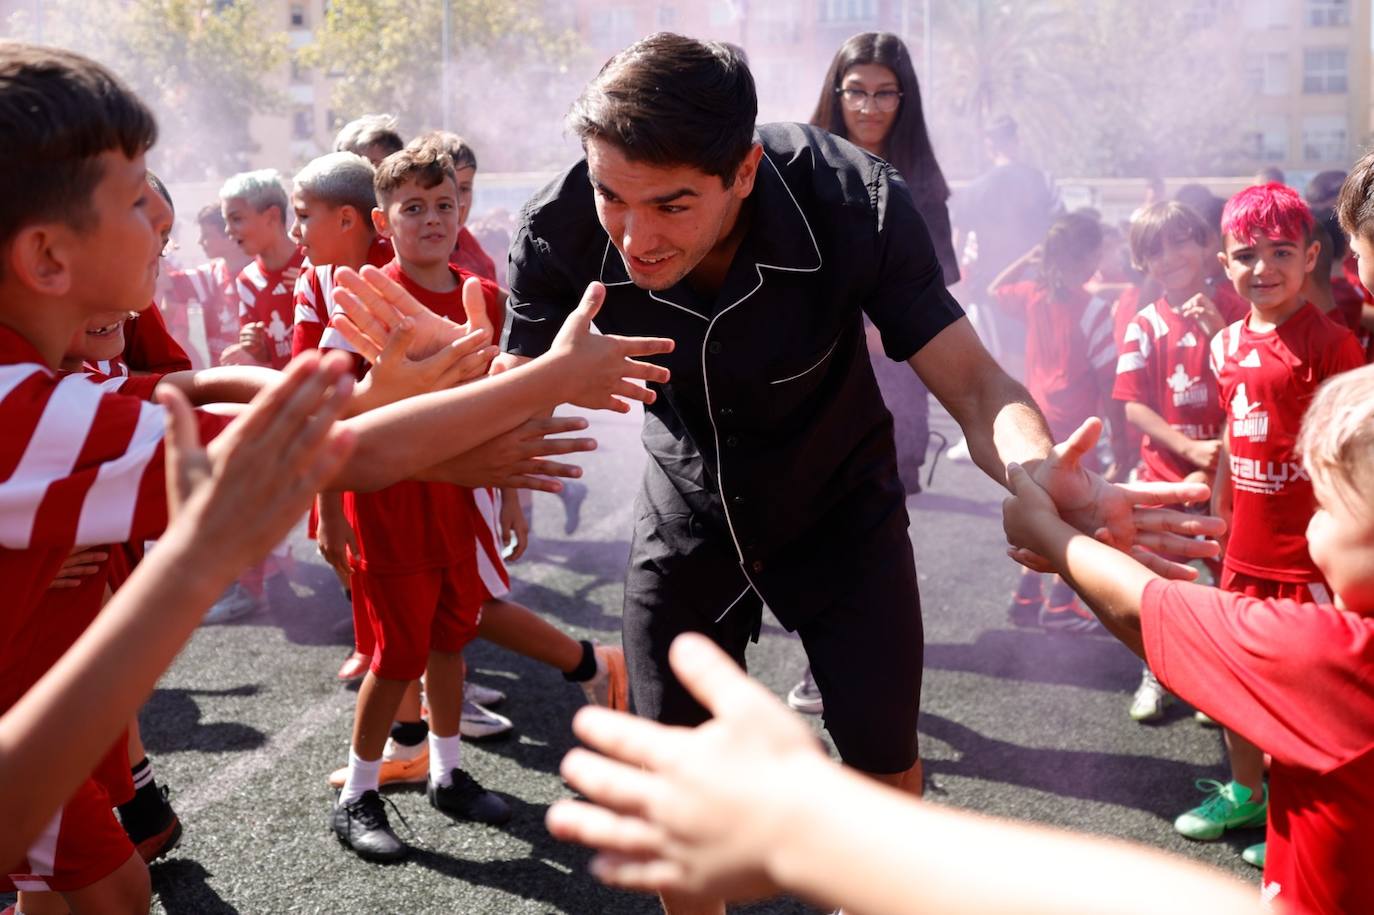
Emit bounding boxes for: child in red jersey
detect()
[0,42,670,911]
[990,212,1126,631]
[417,131,499,283]
[1342,150,1374,298]
[160,203,251,366]
[1174,183,1365,869]
[1113,201,1228,723]
[218,169,306,369]
[1004,361,1374,915]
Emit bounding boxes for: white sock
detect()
[339,749,382,805]
[428,731,463,787]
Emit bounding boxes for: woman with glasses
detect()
[787,33,958,716]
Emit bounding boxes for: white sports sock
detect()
[428,731,463,788]
[339,749,382,805]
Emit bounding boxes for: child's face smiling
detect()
[1220,232,1317,316]
[376,176,459,266]
[1144,233,1206,297]
[84,151,172,315]
[65,309,131,365]
[1307,474,1374,614]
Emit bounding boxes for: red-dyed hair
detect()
[1221,182,1314,246]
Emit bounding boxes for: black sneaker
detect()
[331,790,408,862]
[428,770,511,825]
[117,785,183,863]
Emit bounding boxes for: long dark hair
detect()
[810,32,948,204]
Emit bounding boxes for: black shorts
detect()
[622,498,923,775]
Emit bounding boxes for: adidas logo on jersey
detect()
[1239,348,1261,368]
[1177,331,1198,348]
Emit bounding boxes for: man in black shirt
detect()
[489,34,1212,915]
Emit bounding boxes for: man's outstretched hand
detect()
[1022,418,1225,579]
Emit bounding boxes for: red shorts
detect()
[1220,569,1333,604]
[358,561,487,680]
[4,776,135,893]
[91,731,134,807]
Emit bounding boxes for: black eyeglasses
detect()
[836,87,903,113]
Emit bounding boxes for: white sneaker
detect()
[946,436,972,464]
[202,582,261,625]
[460,698,512,740]
[1128,667,1170,722]
[465,681,506,708]
[786,667,824,715]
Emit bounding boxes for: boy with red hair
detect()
[1172,183,1363,866]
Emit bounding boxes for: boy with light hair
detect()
[219,168,305,370]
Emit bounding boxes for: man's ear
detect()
[5,224,75,297]
[371,206,391,239]
[728,143,766,200]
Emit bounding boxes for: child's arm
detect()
[1002,463,1160,656]
[548,634,1263,915]
[0,360,353,864]
[316,492,357,581]
[1122,401,1221,471]
[985,244,1041,300]
[1099,368,1131,481]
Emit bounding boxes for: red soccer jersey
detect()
[329,259,503,575]
[292,236,393,356]
[1142,579,1374,915]
[0,326,231,672]
[1210,303,1364,581]
[235,248,306,368]
[995,280,1115,440]
[1112,297,1224,483]
[450,226,498,285]
[167,258,240,364]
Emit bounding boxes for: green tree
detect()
[300,0,586,171]
[3,0,287,179]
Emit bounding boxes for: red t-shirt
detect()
[0,326,231,696]
[235,248,306,368]
[1112,297,1224,483]
[292,237,394,356]
[995,280,1115,440]
[1210,304,1364,581]
[1142,579,1374,915]
[167,258,240,363]
[450,226,498,285]
[330,259,503,575]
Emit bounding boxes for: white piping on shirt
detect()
[714,583,756,624]
[769,330,843,385]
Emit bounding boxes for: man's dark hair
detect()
[567,32,757,185]
[1336,150,1374,241]
[0,42,157,275]
[373,136,456,204]
[334,113,404,158]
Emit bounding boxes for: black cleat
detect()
[118,785,183,864]
[428,770,511,825]
[331,790,409,862]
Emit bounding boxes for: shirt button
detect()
[731,494,744,505]
[726,435,740,447]
[751,560,765,573]
[720,406,734,418]
[708,341,723,355]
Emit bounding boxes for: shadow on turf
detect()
[919,711,1232,822]
[150,859,239,914]
[138,685,268,755]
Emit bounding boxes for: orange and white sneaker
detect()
[327,738,429,789]
[582,644,629,711]
[336,651,371,682]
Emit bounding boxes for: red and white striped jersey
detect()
[167,258,239,362]
[1112,297,1223,483]
[0,325,230,646]
[235,249,306,368]
[292,237,392,357]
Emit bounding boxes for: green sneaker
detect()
[1241,841,1266,868]
[1173,779,1267,840]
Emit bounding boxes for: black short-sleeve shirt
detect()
[504,123,963,626]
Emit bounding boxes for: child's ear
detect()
[339,205,356,232]
[1304,239,1320,274]
[5,224,75,297]
[1216,248,1231,277]
[371,206,390,238]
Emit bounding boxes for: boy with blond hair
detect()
[1003,361,1374,915]
[219,169,306,368]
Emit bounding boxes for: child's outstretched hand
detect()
[546,633,825,902]
[350,316,497,412]
[546,282,674,412]
[425,415,596,492]
[160,350,357,571]
[331,266,497,380]
[1002,462,1061,570]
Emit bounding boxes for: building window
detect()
[1244,51,1289,95]
[1302,115,1347,161]
[1306,0,1349,27]
[1244,0,1289,29]
[1248,114,1290,162]
[292,109,314,140]
[289,3,306,28]
[1303,47,1348,93]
